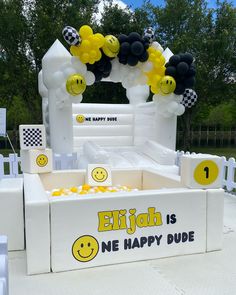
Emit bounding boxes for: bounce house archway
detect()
[39,40,179,155]
[39,25,197,155]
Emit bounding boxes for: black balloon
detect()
[127,55,139,66]
[165,52,196,95]
[177,62,189,75]
[169,55,181,66]
[87,53,113,82]
[120,42,130,55]
[118,31,150,66]
[131,41,144,56]
[128,32,141,43]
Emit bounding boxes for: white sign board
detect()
[0,108,6,137]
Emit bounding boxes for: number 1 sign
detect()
[180,155,222,189]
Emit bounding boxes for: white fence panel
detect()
[0,154,21,179]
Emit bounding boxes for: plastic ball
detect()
[131,41,144,56]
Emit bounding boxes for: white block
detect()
[180,154,223,189]
[87,164,112,187]
[24,174,50,274]
[206,189,224,251]
[20,148,52,174]
[0,179,24,251]
[19,125,46,150]
[50,188,207,272]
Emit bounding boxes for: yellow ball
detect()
[82,184,91,191]
[70,187,78,193]
[52,190,61,197]
[66,74,86,96]
[79,25,93,39]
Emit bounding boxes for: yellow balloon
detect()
[70,46,80,57]
[94,33,105,47]
[66,74,86,96]
[159,75,176,95]
[79,25,93,39]
[94,50,102,61]
[102,35,120,57]
[90,50,97,58]
[80,52,90,64]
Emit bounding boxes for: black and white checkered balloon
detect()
[62,26,81,46]
[181,89,198,108]
[143,27,155,43]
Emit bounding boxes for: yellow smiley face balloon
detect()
[102,35,120,58]
[159,75,176,95]
[72,235,99,262]
[66,74,86,96]
[91,167,108,183]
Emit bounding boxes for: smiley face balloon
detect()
[66,74,86,96]
[102,35,120,58]
[159,75,176,95]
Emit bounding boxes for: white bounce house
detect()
[38,39,181,173]
[19,31,224,275]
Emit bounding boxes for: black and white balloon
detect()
[181,89,198,108]
[143,27,155,43]
[62,26,81,46]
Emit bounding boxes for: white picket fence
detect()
[0,236,8,295]
[0,152,236,192]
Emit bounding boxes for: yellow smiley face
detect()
[36,154,48,167]
[72,235,99,262]
[76,114,85,123]
[66,74,86,96]
[102,35,120,58]
[91,167,108,183]
[159,75,176,95]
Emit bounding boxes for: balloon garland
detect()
[61,24,197,115]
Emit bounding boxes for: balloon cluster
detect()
[118,32,149,66]
[70,25,105,64]
[145,46,166,94]
[165,53,196,95]
[60,24,198,116]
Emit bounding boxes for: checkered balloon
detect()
[181,89,198,108]
[62,26,81,46]
[143,27,155,43]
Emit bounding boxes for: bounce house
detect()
[2,25,225,278]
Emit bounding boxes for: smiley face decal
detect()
[76,114,85,123]
[72,235,99,262]
[36,154,48,167]
[102,35,120,58]
[91,167,108,183]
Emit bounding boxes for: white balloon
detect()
[142,61,153,72]
[70,94,83,104]
[59,63,71,72]
[51,71,64,88]
[109,69,121,82]
[71,57,87,75]
[151,41,164,52]
[63,67,76,77]
[175,104,185,116]
[85,71,95,86]
[168,101,179,113]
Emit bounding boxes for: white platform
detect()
[8,194,236,295]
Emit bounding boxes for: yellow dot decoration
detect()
[194,160,219,186]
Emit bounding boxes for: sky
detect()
[122,0,236,8]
